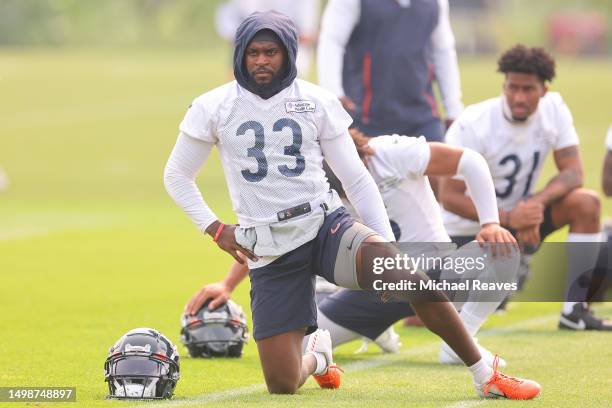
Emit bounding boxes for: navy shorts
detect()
[249,207,355,341]
[319,289,415,340]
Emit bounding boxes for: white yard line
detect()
[132,343,439,408]
[144,384,267,407]
[443,400,486,408]
[132,313,558,407]
[0,226,51,241]
[0,215,122,242]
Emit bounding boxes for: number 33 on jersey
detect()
[178,79,353,227]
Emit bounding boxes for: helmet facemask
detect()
[105,355,178,399]
[104,329,180,400]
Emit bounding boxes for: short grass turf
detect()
[1,48,612,407]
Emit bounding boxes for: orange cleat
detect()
[479,355,541,400]
[313,364,344,389]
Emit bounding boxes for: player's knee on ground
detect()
[256,331,304,394]
[265,373,300,394]
[565,188,601,225]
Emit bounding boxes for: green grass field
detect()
[1,48,611,407]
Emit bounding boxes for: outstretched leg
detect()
[352,235,540,399]
[356,235,481,366]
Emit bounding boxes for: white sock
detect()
[562,301,579,315]
[564,232,603,306]
[306,351,327,375]
[469,358,494,386]
[459,304,496,337]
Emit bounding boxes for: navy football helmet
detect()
[180,299,249,358]
[104,328,180,399]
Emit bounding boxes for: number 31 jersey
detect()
[179,79,353,227]
[442,92,579,236]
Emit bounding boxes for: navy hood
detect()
[233,10,298,98]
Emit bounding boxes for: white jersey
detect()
[180,79,352,229]
[369,136,452,243]
[606,125,612,151]
[346,135,451,243]
[442,92,579,236]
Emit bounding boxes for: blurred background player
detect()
[317,0,463,143]
[215,0,320,77]
[440,44,612,331]
[593,124,612,301]
[187,132,522,368]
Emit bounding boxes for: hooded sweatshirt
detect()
[233,10,298,99]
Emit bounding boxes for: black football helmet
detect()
[104,328,180,399]
[180,299,249,358]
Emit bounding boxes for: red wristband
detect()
[213,223,225,242]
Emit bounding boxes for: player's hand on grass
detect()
[476,222,518,257]
[516,225,541,247]
[507,200,544,230]
[185,282,231,315]
[206,221,258,263]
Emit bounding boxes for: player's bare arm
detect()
[423,143,463,176]
[439,178,477,219]
[185,258,250,315]
[440,180,543,231]
[529,145,583,206]
[602,149,612,196]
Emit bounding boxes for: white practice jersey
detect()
[180,79,352,228]
[364,135,451,243]
[442,92,579,236]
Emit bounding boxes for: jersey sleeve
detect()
[550,94,579,150]
[607,125,612,151]
[179,98,218,143]
[315,91,354,140]
[369,135,431,179]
